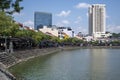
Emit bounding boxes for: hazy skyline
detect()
[13,0,120,34]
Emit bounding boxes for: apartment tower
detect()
[89,4,106,38]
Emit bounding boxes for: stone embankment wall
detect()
[0,48,61,68]
[0,48,62,80]
[1,46,119,67]
[0,62,16,80]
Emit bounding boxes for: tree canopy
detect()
[0,0,86,45]
[0,12,19,36]
[0,0,23,14]
[112,33,120,38]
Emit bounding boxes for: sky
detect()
[13,0,120,34]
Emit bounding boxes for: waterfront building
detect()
[58,27,72,39]
[34,12,52,30]
[39,26,58,37]
[39,26,72,39]
[89,4,106,38]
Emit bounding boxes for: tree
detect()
[0,11,21,37]
[32,32,43,44]
[8,24,19,36]
[0,0,11,12]
[112,33,120,38]
[0,0,23,14]
[0,0,23,36]
[50,36,60,42]
[15,30,27,37]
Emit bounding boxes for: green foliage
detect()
[90,40,99,46]
[0,1,52,45]
[15,30,26,37]
[0,0,11,11]
[112,33,120,38]
[15,29,36,38]
[50,36,60,42]
[32,32,44,44]
[0,11,19,36]
[12,0,24,13]
[108,40,120,46]
[61,37,84,44]
[0,0,23,14]
[0,12,60,44]
[8,24,20,36]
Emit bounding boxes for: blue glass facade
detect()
[34,12,52,30]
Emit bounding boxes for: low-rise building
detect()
[39,26,73,39]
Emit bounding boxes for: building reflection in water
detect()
[89,49,108,80]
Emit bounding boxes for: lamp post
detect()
[4,36,7,53]
[72,31,74,37]
[9,40,13,53]
[3,24,7,53]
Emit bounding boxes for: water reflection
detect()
[89,49,108,80]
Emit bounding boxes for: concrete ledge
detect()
[0,62,16,80]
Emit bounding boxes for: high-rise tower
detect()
[89,4,106,38]
[34,12,52,30]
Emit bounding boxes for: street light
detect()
[72,31,74,37]
[5,35,7,53]
[3,24,7,53]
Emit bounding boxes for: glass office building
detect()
[34,12,52,30]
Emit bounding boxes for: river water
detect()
[9,49,120,80]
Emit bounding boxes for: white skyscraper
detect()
[89,4,106,38]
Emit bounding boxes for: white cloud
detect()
[77,16,81,19]
[74,20,80,24]
[62,20,70,24]
[75,3,90,9]
[106,14,109,19]
[107,25,120,33]
[56,22,64,27]
[78,27,88,34]
[56,20,70,26]
[74,16,82,24]
[86,13,88,17]
[13,12,24,16]
[23,20,34,29]
[56,10,71,17]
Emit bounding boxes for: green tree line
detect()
[0,11,83,44]
[0,11,60,43]
[0,0,84,45]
